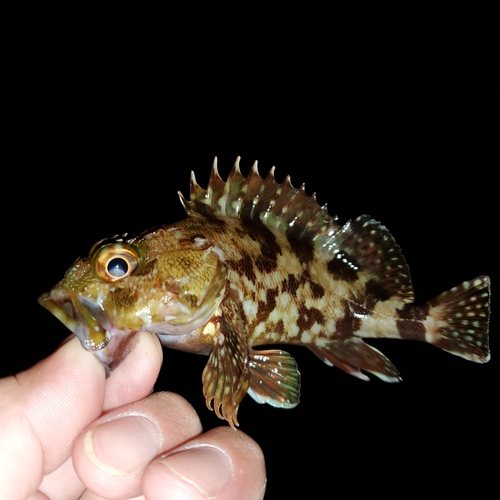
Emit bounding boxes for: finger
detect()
[0,335,104,499]
[39,457,84,500]
[0,329,162,499]
[72,392,202,500]
[102,330,163,411]
[38,330,163,498]
[143,427,266,500]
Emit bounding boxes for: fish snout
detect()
[38,288,110,351]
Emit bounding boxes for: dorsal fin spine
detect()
[207,157,226,215]
[181,157,341,247]
[225,157,247,217]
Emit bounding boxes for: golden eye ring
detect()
[93,244,139,282]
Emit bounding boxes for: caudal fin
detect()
[427,276,490,363]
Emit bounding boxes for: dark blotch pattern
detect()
[282,271,324,301]
[234,225,248,238]
[396,303,429,341]
[297,305,325,333]
[246,223,281,274]
[266,287,278,308]
[228,254,256,282]
[299,270,325,299]
[282,274,300,294]
[204,215,227,228]
[335,301,361,339]
[327,257,358,282]
[274,319,285,335]
[255,287,279,324]
[301,270,325,299]
[288,234,314,264]
[364,278,392,310]
[310,281,325,299]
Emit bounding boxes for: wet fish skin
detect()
[39,157,491,428]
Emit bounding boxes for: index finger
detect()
[0,330,163,498]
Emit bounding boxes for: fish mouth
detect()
[39,288,137,375]
[38,289,111,351]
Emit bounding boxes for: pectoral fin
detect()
[202,291,250,428]
[247,349,301,408]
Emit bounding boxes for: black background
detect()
[1,33,497,498]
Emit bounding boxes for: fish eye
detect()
[107,257,130,278]
[94,244,139,282]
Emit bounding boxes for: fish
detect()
[39,157,491,428]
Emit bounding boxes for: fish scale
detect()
[39,156,491,428]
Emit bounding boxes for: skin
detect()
[0,331,266,500]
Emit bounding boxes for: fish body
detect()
[39,157,491,427]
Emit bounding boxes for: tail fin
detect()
[427,276,490,363]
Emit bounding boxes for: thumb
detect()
[0,336,105,499]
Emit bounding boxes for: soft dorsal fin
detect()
[331,215,414,303]
[179,157,414,303]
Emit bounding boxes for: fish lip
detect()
[39,289,137,376]
[38,292,87,343]
[38,289,111,351]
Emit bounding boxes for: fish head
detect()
[39,229,227,373]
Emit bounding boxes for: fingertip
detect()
[143,427,266,500]
[72,392,202,499]
[148,447,231,500]
[206,427,266,500]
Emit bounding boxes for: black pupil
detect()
[107,257,129,278]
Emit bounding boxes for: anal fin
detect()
[309,339,402,383]
[247,350,300,408]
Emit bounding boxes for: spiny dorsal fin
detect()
[179,157,414,303]
[179,156,341,249]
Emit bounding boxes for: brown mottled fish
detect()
[39,157,491,428]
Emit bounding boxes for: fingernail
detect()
[159,446,233,497]
[84,416,160,475]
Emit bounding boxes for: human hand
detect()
[0,331,266,499]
